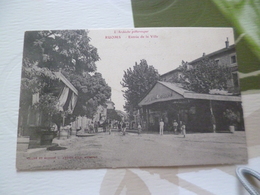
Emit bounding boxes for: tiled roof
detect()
[160,44,236,78]
[189,44,235,65]
[159,81,241,102]
[158,81,188,95]
[160,66,182,78]
[139,81,241,106]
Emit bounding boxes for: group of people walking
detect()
[159,119,186,137]
[82,119,186,137]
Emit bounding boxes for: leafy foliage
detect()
[20,67,60,113]
[223,109,239,125]
[63,71,111,118]
[121,59,160,113]
[23,30,99,73]
[32,93,59,116]
[179,57,232,93]
[20,30,110,127]
[107,109,122,121]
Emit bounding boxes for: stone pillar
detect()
[209,100,216,133]
[146,107,150,131]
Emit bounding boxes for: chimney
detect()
[202,53,206,57]
[225,37,229,48]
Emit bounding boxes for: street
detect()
[16,131,248,171]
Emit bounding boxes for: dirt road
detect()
[16,131,248,171]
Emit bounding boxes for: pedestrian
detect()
[94,121,98,133]
[159,119,164,135]
[103,120,107,132]
[173,120,178,134]
[138,123,142,135]
[68,123,72,138]
[108,120,111,135]
[122,122,126,135]
[89,121,94,133]
[181,122,186,138]
[118,122,121,132]
[179,121,182,132]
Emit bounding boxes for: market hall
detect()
[138,81,244,133]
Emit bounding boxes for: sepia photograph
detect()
[16,28,248,171]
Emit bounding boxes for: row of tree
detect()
[121,58,232,118]
[20,30,111,130]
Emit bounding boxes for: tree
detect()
[107,109,122,122]
[121,59,160,114]
[20,30,111,128]
[23,30,99,73]
[63,71,111,119]
[179,57,232,93]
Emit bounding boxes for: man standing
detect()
[159,119,164,135]
[89,121,94,133]
[122,122,126,135]
[118,122,121,132]
[138,123,142,135]
[181,122,186,138]
[94,121,98,133]
[173,120,178,134]
[108,120,111,135]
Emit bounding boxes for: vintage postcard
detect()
[16,28,248,170]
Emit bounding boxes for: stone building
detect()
[72,100,115,131]
[17,71,78,147]
[161,38,239,94]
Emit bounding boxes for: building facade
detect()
[161,39,239,94]
[73,100,115,131]
[18,71,78,145]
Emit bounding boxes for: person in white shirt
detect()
[159,119,164,135]
[181,122,186,138]
[173,120,178,134]
[138,123,142,135]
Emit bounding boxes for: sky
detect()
[88,28,235,111]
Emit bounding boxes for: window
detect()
[231,55,237,64]
[215,59,220,65]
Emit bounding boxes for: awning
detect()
[55,72,78,113]
[138,82,184,106]
[138,81,241,106]
[184,92,241,102]
[54,72,78,95]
